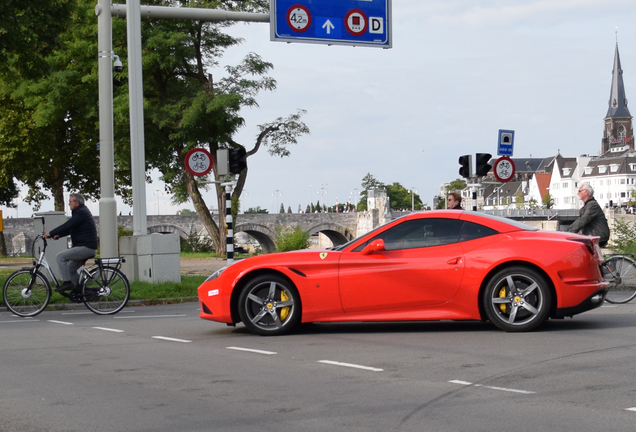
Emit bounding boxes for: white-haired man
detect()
[568,183,610,247]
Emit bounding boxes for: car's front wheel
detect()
[483,266,552,332]
[238,274,301,336]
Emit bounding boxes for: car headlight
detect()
[204,266,228,283]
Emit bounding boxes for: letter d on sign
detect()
[370,17,384,33]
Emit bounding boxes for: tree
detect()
[515,191,525,209]
[357,173,385,211]
[279,203,285,213]
[385,182,423,210]
[245,206,268,214]
[446,178,467,192]
[123,2,309,255]
[0,0,111,210]
[542,193,553,209]
[0,0,75,78]
[179,209,196,215]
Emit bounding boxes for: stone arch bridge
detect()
[1,211,392,255]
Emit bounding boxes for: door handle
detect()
[447,257,461,265]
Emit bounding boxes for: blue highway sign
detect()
[497,129,515,156]
[270,0,392,48]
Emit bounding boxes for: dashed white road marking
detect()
[226,346,277,355]
[151,336,192,343]
[92,327,124,333]
[0,319,40,323]
[48,320,73,325]
[449,380,535,395]
[319,360,383,372]
[626,407,636,412]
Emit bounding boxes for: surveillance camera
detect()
[113,54,123,73]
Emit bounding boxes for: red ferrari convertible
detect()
[197,210,608,335]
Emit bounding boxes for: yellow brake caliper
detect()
[280,291,290,321]
[498,286,507,313]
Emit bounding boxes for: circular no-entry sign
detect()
[493,156,516,182]
[185,148,213,177]
[345,9,368,36]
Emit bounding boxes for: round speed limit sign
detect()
[493,156,516,182]
[287,5,311,32]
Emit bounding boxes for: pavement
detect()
[0,257,228,276]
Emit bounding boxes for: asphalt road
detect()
[1,302,636,432]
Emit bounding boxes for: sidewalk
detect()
[0,257,227,276]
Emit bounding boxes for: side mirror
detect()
[361,239,385,255]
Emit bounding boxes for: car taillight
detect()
[568,237,604,261]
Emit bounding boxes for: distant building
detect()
[465,42,636,211]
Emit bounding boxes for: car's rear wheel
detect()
[238,274,301,336]
[483,266,552,332]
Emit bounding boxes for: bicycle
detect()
[601,254,636,304]
[2,218,130,317]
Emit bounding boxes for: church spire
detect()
[605,42,631,119]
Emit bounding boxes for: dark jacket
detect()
[567,197,610,247]
[450,204,462,210]
[49,204,98,250]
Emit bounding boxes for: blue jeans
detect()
[56,246,97,286]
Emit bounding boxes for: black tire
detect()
[3,270,51,317]
[483,266,552,332]
[82,267,130,315]
[238,274,301,336]
[603,256,636,304]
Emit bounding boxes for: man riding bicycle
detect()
[44,193,98,293]
[568,183,610,247]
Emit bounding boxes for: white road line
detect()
[62,312,93,315]
[115,314,186,319]
[449,380,535,395]
[48,320,73,325]
[0,319,40,323]
[226,346,277,355]
[319,360,383,372]
[152,336,192,343]
[625,407,636,412]
[92,327,124,333]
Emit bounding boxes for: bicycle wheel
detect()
[3,270,51,317]
[82,267,130,315]
[604,256,636,304]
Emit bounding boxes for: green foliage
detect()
[275,227,309,252]
[0,0,75,77]
[610,218,636,255]
[515,191,525,209]
[542,193,553,209]
[180,229,215,254]
[117,226,133,238]
[245,206,268,214]
[446,178,467,192]
[0,0,112,210]
[179,209,196,215]
[356,174,423,211]
[436,198,446,209]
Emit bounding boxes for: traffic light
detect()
[475,153,492,176]
[228,147,247,174]
[458,155,472,178]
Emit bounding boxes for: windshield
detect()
[331,216,406,251]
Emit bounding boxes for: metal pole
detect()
[96,0,118,258]
[223,182,234,265]
[127,0,148,236]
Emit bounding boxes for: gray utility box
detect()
[33,211,69,282]
[120,233,180,283]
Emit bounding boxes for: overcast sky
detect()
[4,0,636,218]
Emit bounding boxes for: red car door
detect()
[338,218,466,313]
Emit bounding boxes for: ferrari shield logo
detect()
[319,252,328,260]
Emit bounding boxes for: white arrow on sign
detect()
[322,19,335,34]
